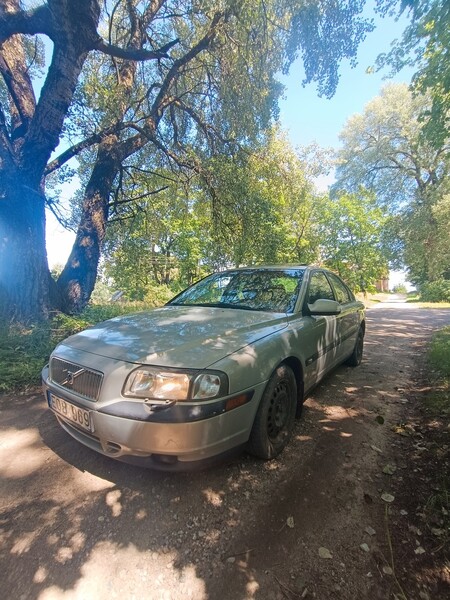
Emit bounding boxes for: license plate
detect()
[48,393,93,432]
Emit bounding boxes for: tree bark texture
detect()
[0,0,100,321]
[57,138,120,313]
[0,184,50,320]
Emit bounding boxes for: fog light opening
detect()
[103,441,122,454]
[152,454,178,465]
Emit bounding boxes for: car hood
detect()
[56,305,288,369]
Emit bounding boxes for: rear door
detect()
[326,272,361,361]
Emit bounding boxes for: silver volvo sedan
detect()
[42,266,365,470]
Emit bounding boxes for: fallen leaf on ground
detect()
[318,547,333,559]
[286,516,294,528]
[392,425,409,437]
[381,492,395,503]
[383,464,397,475]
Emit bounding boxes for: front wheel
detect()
[247,364,297,460]
[346,327,364,367]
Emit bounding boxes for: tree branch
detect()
[152,11,226,119]
[94,37,179,61]
[108,185,169,208]
[44,121,142,175]
[0,3,53,43]
[0,39,36,139]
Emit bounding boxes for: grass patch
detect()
[411,301,450,309]
[406,292,450,308]
[406,293,420,302]
[420,327,450,552]
[428,326,450,382]
[0,302,156,393]
[422,391,450,418]
[424,326,450,418]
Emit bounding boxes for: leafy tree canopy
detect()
[334,82,449,284]
[318,191,389,292]
[0,0,378,320]
[376,0,450,148]
[334,83,448,208]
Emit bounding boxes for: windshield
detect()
[168,269,305,313]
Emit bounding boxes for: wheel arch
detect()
[280,356,304,406]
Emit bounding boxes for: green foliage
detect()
[334,83,449,285]
[376,0,450,149]
[402,192,450,285]
[392,283,408,294]
[286,0,374,98]
[0,0,394,321]
[430,330,450,377]
[0,298,170,393]
[201,129,320,268]
[61,0,379,309]
[334,83,447,208]
[427,325,450,416]
[103,171,210,295]
[0,315,87,393]
[419,280,450,303]
[318,191,389,292]
[143,283,176,306]
[102,128,325,289]
[90,277,114,304]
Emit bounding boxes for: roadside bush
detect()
[0,297,167,393]
[420,280,450,302]
[144,282,176,306]
[392,283,408,294]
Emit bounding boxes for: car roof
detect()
[222,265,311,272]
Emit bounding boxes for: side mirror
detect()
[308,299,341,315]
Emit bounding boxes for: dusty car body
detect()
[42,266,365,469]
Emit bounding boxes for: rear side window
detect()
[307,272,335,304]
[327,273,353,304]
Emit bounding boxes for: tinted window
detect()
[328,273,352,304]
[307,272,335,304]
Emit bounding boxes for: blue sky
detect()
[46,3,413,271]
[278,3,413,150]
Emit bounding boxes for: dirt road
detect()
[1,302,449,600]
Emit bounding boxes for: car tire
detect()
[346,327,364,367]
[295,379,305,418]
[247,364,297,460]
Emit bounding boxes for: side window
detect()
[307,272,335,304]
[328,273,352,304]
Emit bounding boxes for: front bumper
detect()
[42,366,265,469]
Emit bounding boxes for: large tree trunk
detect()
[0,182,50,321]
[57,138,121,313]
[0,0,101,321]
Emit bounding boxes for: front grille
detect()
[50,357,103,401]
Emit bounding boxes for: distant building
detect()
[376,277,389,293]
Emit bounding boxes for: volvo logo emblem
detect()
[62,368,85,386]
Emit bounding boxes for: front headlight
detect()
[123,367,228,401]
